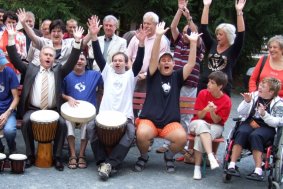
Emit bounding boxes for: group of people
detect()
[0,0,283,183]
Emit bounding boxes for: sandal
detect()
[164,155,175,173]
[226,167,241,177]
[78,156,87,169]
[133,156,148,172]
[68,156,77,169]
[246,172,264,181]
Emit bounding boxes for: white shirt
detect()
[99,64,137,120]
[30,66,56,109]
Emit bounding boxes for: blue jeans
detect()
[0,112,17,153]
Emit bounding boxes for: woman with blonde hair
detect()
[198,0,246,96]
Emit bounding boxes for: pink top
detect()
[127,34,170,73]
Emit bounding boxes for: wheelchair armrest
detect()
[233,117,242,122]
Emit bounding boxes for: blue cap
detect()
[0,49,8,66]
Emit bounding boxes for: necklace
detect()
[254,97,272,118]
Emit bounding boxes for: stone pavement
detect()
[0,93,273,189]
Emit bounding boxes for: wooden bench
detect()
[133,92,224,176]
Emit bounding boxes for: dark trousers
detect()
[21,109,67,160]
[90,119,135,168]
[234,122,276,152]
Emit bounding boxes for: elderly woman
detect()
[198,0,246,96]
[249,35,283,97]
[227,77,283,181]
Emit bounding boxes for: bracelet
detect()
[237,11,243,16]
[187,16,193,23]
[75,40,80,43]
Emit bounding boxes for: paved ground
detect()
[0,93,280,189]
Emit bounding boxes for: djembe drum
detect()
[30,110,59,168]
[96,110,127,147]
[61,100,96,124]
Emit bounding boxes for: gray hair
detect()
[26,11,35,22]
[215,23,236,45]
[267,35,283,52]
[103,15,118,27]
[41,45,56,57]
[143,12,159,24]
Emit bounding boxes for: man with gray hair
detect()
[24,11,42,51]
[127,11,170,93]
[88,15,127,70]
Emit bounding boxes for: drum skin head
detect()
[61,100,96,123]
[0,153,6,160]
[96,110,127,127]
[9,154,27,161]
[30,110,59,122]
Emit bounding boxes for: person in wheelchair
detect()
[227,77,283,181]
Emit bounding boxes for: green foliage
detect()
[1,0,282,78]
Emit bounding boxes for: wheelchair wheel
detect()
[222,173,232,183]
[271,181,280,189]
[273,139,283,184]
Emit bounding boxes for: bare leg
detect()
[136,125,156,154]
[194,150,202,166]
[230,144,242,162]
[79,139,87,157]
[199,133,213,154]
[164,128,187,153]
[252,149,262,168]
[67,136,76,157]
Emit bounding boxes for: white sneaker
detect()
[209,157,219,170]
[193,168,202,180]
[98,163,112,180]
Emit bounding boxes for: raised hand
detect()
[235,0,246,11]
[73,26,84,42]
[6,24,17,37]
[184,32,202,43]
[178,0,188,9]
[16,8,27,24]
[87,15,102,37]
[240,92,252,103]
[203,0,212,6]
[135,24,149,43]
[182,6,191,20]
[155,21,169,36]
[258,103,266,116]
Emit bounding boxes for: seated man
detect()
[0,49,20,154]
[87,16,147,180]
[6,24,83,171]
[62,52,102,169]
[134,22,201,173]
[189,71,232,180]
[227,77,283,181]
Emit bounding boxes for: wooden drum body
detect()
[96,111,127,147]
[0,153,6,172]
[9,154,27,174]
[30,110,59,168]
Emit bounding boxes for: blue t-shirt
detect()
[63,70,103,106]
[0,67,19,114]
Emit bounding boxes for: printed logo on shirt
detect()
[162,82,171,94]
[74,82,86,92]
[208,53,227,71]
[0,83,4,93]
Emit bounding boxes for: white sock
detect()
[208,153,215,161]
[194,165,201,171]
[254,167,262,176]
[228,162,236,169]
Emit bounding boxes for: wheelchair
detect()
[222,118,283,189]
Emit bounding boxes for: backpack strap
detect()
[256,55,268,86]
